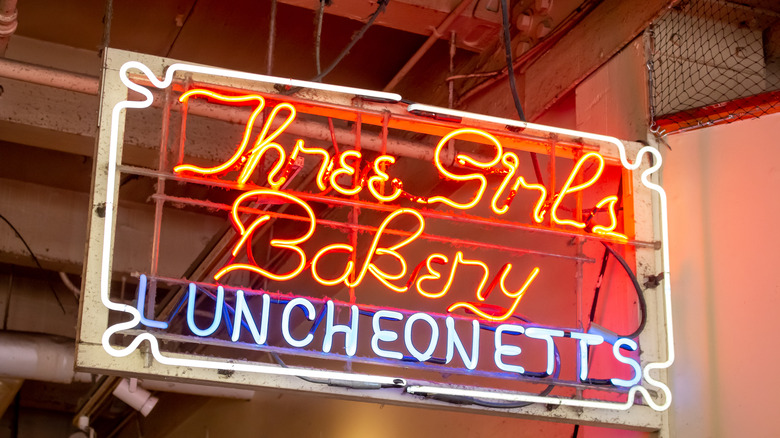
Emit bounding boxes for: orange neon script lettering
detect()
[591,196,628,241]
[173,89,266,176]
[289,140,332,191]
[415,251,489,300]
[237,103,297,187]
[367,155,403,203]
[426,128,502,210]
[491,151,548,223]
[448,266,540,322]
[215,189,316,282]
[329,150,363,196]
[347,208,425,292]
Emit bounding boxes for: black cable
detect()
[270,352,330,385]
[436,324,563,409]
[314,0,328,76]
[267,0,278,75]
[461,347,560,408]
[311,0,389,83]
[499,0,525,122]
[583,176,646,338]
[588,247,611,324]
[277,0,389,96]
[600,241,647,339]
[0,213,67,313]
[498,0,551,194]
[100,0,113,53]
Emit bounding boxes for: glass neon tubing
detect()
[405,103,674,411]
[98,60,405,388]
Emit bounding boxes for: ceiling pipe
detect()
[0,332,91,384]
[0,0,18,56]
[0,57,100,94]
[0,332,254,400]
[0,57,453,163]
[113,378,158,417]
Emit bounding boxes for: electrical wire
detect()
[584,175,646,338]
[498,0,549,191]
[499,0,525,122]
[423,320,562,409]
[0,213,67,314]
[311,0,390,83]
[267,0,278,75]
[100,0,113,53]
[276,0,389,96]
[599,242,647,339]
[456,345,560,408]
[588,247,611,325]
[315,0,328,76]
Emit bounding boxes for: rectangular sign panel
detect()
[77,49,673,426]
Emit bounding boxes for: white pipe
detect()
[0,0,17,56]
[113,378,158,416]
[0,57,454,163]
[0,332,89,383]
[0,332,254,399]
[59,271,81,299]
[140,379,254,400]
[0,58,100,95]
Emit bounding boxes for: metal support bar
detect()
[117,163,655,248]
[149,193,596,263]
[383,0,477,92]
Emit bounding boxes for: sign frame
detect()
[77,48,673,432]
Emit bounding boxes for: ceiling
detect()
[0,0,703,435]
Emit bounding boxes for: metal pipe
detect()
[0,332,91,384]
[148,87,174,320]
[151,193,597,262]
[383,0,477,92]
[0,58,100,95]
[58,272,81,299]
[456,0,602,107]
[183,99,454,163]
[119,163,656,248]
[0,58,459,163]
[0,0,18,56]
[0,332,254,399]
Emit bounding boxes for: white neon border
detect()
[405,104,674,412]
[98,60,404,387]
[96,59,674,410]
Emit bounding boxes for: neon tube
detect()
[99,60,408,390]
[329,150,363,196]
[404,313,439,362]
[99,61,674,408]
[448,267,540,322]
[173,90,265,176]
[281,297,316,348]
[215,189,316,282]
[371,310,404,360]
[494,324,525,374]
[445,317,480,370]
[426,128,502,210]
[550,152,605,229]
[367,155,403,202]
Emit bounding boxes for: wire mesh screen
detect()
[648,0,780,133]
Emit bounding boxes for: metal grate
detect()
[648,0,780,134]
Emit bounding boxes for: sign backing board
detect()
[77,49,673,430]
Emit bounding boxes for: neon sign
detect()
[82,53,674,419]
[168,91,628,321]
